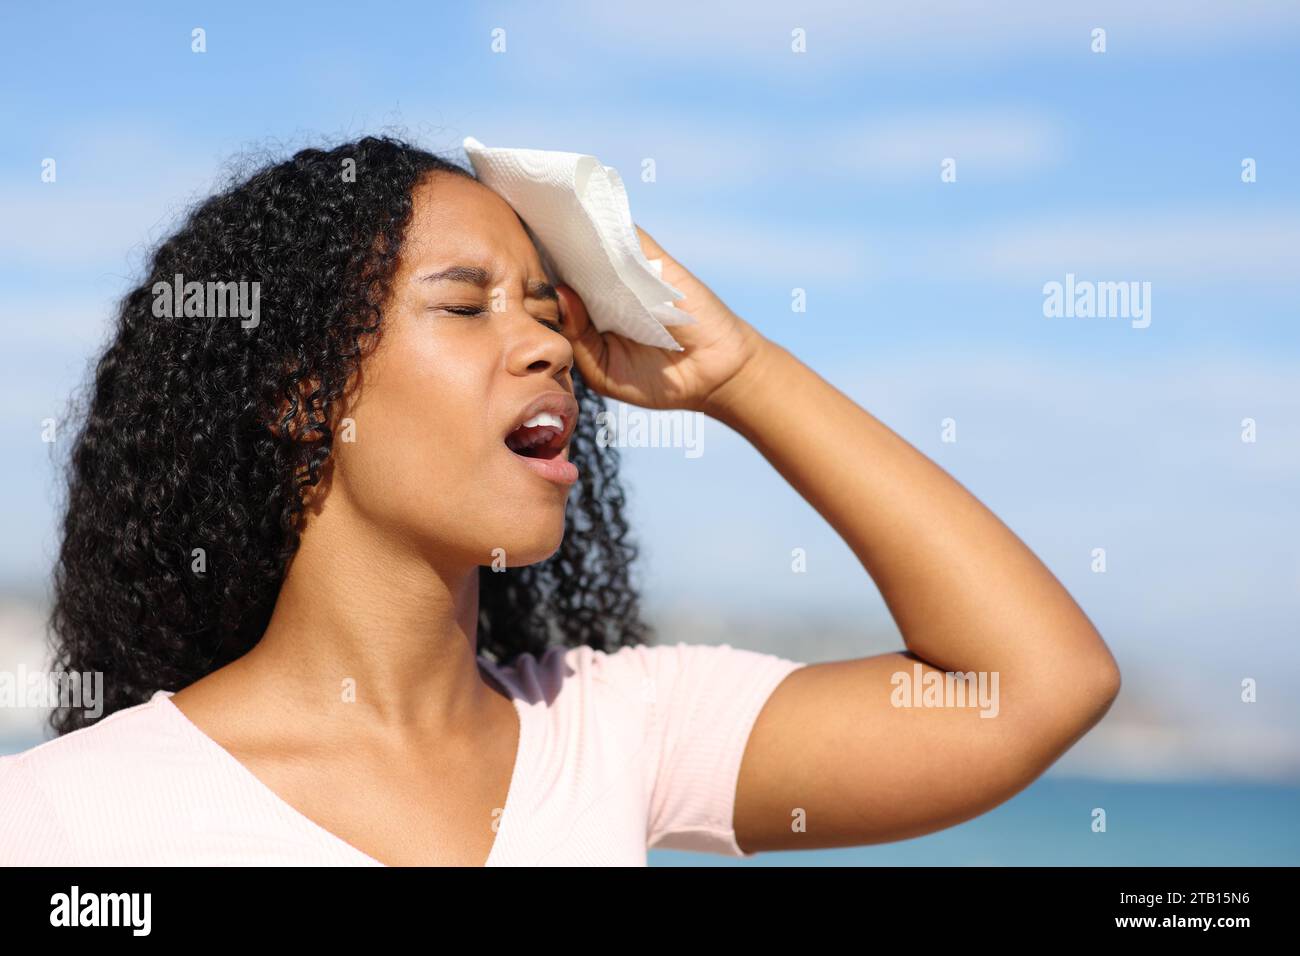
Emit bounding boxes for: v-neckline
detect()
[152,655,529,867]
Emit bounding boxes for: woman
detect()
[0,136,1119,866]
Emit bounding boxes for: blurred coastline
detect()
[5,590,1297,785]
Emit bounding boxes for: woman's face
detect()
[330,171,581,569]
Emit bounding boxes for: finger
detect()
[558,284,608,381]
[635,224,703,291]
[634,224,667,262]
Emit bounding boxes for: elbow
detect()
[1090,643,1123,711]
[1011,647,1123,777]
[1028,641,1123,739]
[1068,645,1122,729]
[1061,618,1122,720]
[1090,656,1122,724]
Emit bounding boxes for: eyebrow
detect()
[418,265,557,302]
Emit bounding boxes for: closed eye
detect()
[432,304,562,333]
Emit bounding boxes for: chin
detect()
[483,518,567,568]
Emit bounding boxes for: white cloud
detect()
[0,294,120,353]
[945,209,1300,281]
[560,0,1300,67]
[459,106,1065,194]
[663,206,1300,282]
[0,123,227,270]
[622,347,1300,625]
[819,109,1065,181]
[646,216,883,282]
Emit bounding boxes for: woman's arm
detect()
[558,226,1121,852]
[706,336,1120,850]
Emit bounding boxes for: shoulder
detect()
[492,640,807,730]
[0,693,190,863]
[2,692,179,782]
[565,640,807,702]
[494,641,808,858]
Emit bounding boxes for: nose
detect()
[505,308,574,384]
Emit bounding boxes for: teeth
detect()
[507,410,567,454]
[520,412,564,430]
[513,429,556,448]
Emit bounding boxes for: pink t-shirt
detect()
[0,641,806,865]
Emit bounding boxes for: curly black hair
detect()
[47,135,652,737]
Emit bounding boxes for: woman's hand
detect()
[557,225,768,416]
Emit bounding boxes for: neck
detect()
[237,501,489,731]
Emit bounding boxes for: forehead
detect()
[400,172,542,272]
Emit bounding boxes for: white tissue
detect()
[462,136,694,351]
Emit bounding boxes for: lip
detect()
[504,391,579,443]
[512,450,579,486]
[503,390,580,487]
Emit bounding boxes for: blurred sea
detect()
[651,776,1300,866]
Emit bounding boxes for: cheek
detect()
[323,318,569,562]
[338,335,497,521]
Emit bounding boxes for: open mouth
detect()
[504,412,569,460]
[502,392,580,486]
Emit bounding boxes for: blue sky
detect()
[2,2,1298,775]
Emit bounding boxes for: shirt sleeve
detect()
[632,641,808,857]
